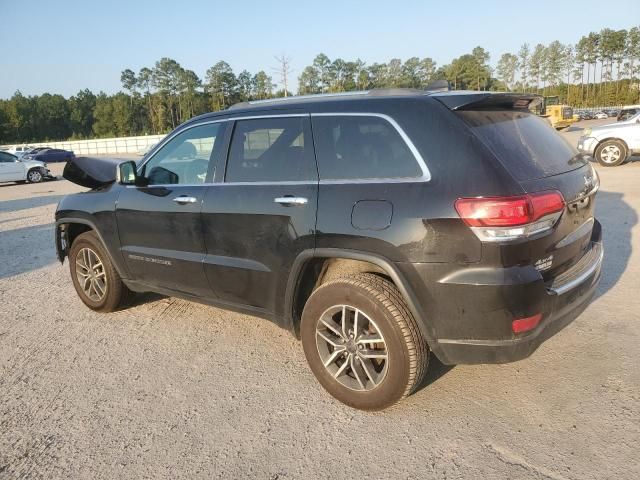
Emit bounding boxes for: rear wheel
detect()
[27,168,43,183]
[69,231,131,312]
[595,140,627,167]
[301,273,429,410]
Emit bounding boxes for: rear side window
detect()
[312,115,422,181]
[457,110,586,181]
[226,117,316,182]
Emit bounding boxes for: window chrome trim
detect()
[136,114,309,177]
[134,112,432,186]
[310,112,431,184]
[136,118,229,175]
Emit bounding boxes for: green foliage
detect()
[298,54,437,93]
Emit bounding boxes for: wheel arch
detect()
[54,218,122,274]
[596,137,629,158]
[284,248,437,348]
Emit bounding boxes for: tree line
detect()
[1,25,638,144]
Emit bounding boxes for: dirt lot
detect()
[1,129,639,479]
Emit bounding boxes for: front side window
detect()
[312,115,423,181]
[0,152,17,163]
[141,122,226,185]
[226,117,316,182]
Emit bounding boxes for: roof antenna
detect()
[425,80,451,92]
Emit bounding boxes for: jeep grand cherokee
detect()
[55,89,603,410]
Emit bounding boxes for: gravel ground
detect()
[1,140,639,479]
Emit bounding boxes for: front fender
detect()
[55,186,129,278]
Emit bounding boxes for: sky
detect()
[1,0,638,99]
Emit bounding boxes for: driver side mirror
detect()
[116,161,138,185]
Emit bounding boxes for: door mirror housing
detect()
[116,161,139,185]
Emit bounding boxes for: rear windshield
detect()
[457,110,586,181]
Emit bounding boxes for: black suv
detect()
[55,90,603,410]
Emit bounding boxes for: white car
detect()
[594,112,608,119]
[0,150,53,183]
[6,145,34,158]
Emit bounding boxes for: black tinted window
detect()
[458,110,585,181]
[226,117,316,182]
[312,115,422,180]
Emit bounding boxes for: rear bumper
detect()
[403,221,603,365]
[434,260,600,364]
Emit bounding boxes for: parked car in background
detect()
[594,112,608,119]
[578,112,640,166]
[56,89,603,410]
[6,145,34,158]
[606,109,619,117]
[23,148,75,162]
[25,147,51,155]
[0,150,54,183]
[618,106,639,122]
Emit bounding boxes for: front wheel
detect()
[27,168,43,183]
[301,273,429,410]
[69,231,132,312]
[595,140,627,167]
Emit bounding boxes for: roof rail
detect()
[228,91,369,110]
[228,88,427,110]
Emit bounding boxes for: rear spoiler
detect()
[429,91,543,111]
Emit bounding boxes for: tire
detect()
[27,168,43,183]
[68,231,132,312]
[595,140,627,167]
[301,273,429,410]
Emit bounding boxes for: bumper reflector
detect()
[512,314,542,334]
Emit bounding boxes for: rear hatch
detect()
[455,108,598,280]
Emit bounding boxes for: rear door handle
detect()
[173,196,198,204]
[274,196,308,206]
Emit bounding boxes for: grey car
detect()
[577,113,640,166]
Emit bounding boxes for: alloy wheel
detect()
[600,145,621,164]
[28,170,42,182]
[75,247,107,302]
[315,305,388,391]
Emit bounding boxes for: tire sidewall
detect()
[68,232,116,310]
[301,280,411,410]
[596,140,626,167]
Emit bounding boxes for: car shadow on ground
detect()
[414,356,455,393]
[595,190,636,299]
[0,223,57,279]
[127,292,165,308]
[0,194,66,213]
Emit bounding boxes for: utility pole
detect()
[273,54,292,97]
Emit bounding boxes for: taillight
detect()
[455,191,565,242]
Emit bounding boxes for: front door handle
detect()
[173,195,198,205]
[274,196,308,206]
